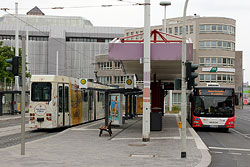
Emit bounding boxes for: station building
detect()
[0,7,127,80]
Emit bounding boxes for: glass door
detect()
[58,83,70,126]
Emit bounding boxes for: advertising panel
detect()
[109,94,122,125]
[136,96,143,115]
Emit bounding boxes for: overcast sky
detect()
[1,0,250,82]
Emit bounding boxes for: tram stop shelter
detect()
[108,30,193,136]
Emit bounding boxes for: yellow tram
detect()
[29,75,109,129]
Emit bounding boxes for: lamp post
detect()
[160,1,171,113]
[142,0,151,142]
[159,1,171,33]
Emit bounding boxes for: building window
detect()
[200,74,204,82]
[205,74,210,81]
[179,26,183,35]
[200,57,204,66]
[190,25,193,34]
[212,25,217,32]
[205,57,211,66]
[199,24,235,35]
[211,57,216,64]
[217,74,222,81]
[199,57,234,67]
[200,41,205,49]
[218,25,222,32]
[168,27,172,34]
[217,41,222,48]
[115,61,121,69]
[211,41,217,48]
[173,93,181,104]
[0,35,16,40]
[174,27,178,35]
[199,74,234,83]
[98,76,112,84]
[217,58,222,64]
[98,62,112,70]
[29,36,49,41]
[211,74,216,82]
[200,25,205,32]
[199,40,234,51]
[205,25,211,32]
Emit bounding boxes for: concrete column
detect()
[169,90,172,111]
[105,92,109,126]
[0,93,2,116]
[125,95,128,119]
[129,95,133,118]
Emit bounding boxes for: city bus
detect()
[188,86,238,131]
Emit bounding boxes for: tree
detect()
[0,42,31,83]
[0,42,15,83]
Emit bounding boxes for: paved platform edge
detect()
[189,126,211,167]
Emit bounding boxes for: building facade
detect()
[0,7,127,80]
[123,15,242,107]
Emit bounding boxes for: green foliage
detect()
[168,105,180,114]
[0,42,15,82]
[0,42,31,83]
[172,105,180,111]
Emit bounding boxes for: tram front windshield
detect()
[31,82,52,102]
[193,95,234,117]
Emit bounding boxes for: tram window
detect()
[83,91,88,102]
[31,82,52,101]
[97,92,100,102]
[65,86,69,112]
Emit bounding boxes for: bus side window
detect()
[235,95,239,105]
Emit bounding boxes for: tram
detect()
[29,75,110,129]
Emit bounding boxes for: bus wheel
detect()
[222,128,229,132]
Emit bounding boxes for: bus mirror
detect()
[235,95,239,105]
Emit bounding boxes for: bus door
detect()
[58,83,70,126]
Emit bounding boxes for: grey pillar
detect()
[133,95,137,117]
[11,93,15,115]
[105,92,109,126]
[129,95,133,118]
[0,93,2,116]
[125,95,128,119]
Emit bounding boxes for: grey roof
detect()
[27,6,45,15]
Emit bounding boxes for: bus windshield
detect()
[193,95,234,117]
[31,82,52,102]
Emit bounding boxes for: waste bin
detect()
[150,112,162,131]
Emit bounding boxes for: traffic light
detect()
[185,61,198,90]
[6,56,20,76]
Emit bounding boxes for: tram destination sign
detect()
[197,88,233,96]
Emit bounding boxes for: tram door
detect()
[88,90,94,121]
[58,83,70,126]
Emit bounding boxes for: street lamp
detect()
[159,1,171,33]
[160,1,171,113]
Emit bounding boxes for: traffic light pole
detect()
[181,0,189,159]
[21,36,26,155]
